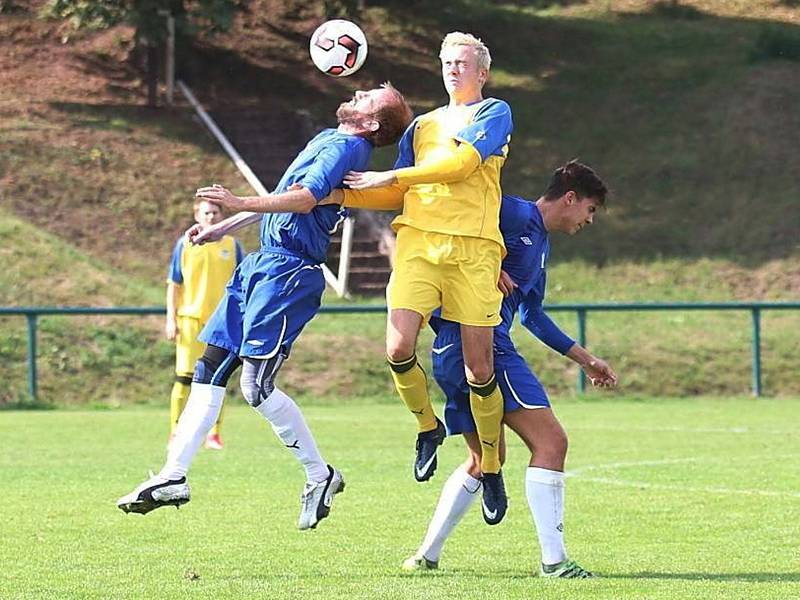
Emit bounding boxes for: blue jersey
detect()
[260,128,372,263]
[431,194,575,355]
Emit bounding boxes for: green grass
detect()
[2,398,799,598]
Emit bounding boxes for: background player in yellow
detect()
[166,199,244,449]
[344,32,513,524]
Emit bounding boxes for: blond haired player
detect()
[166,199,244,449]
[344,32,513,524]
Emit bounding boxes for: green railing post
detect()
[26,313,38,401]
[751,308,762,397]
[576,309,587,394]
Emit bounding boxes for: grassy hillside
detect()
[177,0,800,264]
[1,0,799,405]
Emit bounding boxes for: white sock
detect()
[417,466,482,562]
[526,467,568,565]
[160,383,225,480]
[254,386,329,483]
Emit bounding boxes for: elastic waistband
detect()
[258,245,320,264]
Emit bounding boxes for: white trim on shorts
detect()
[502,369,547,410]
[244,315,287,360]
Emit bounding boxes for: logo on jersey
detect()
[520,236,532,246]
[474,130,487,141]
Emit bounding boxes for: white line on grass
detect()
[567,457,701,477]
[573,476,800,499]
[567,457,800,498]
[569,425,794,435]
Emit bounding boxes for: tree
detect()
[45,0,240,106]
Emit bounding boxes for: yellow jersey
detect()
[167,235,244,322]
[391,98,512,248]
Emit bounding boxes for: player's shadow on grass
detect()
[607,572,800,582]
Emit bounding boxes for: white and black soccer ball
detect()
[309,19,368,77]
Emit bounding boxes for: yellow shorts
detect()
[175,316,206,376]
[388,226,503,327]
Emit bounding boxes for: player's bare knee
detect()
[547,423,568,460]
[464,364,494,386]
[386,339,415,363]
[532,428,568,469]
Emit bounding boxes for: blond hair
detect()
[439,32,491,71]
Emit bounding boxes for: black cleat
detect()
[481,471,507,525]
[414,417,447,482]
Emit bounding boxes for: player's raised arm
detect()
[344,144,480,189]
[187,211,261,245]
[195,184,316,215]
[344,99,512,190]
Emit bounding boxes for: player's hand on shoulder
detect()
[498,270,518,297]
[196,184,244,211]
[344,170,397,190]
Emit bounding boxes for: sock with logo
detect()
[417,466,482,562]
[388,354,438,432]
[254,386,329,483]
[468,374,504,474]
[160,382,225,480]
[526,467,568,565]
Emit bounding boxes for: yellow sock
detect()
[208,400,225,437]
[469,374,503,474]
[169,376,191,434]
[388,355,437,432]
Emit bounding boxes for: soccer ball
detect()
[309,19,368,77]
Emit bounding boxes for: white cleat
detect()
[402,554,439,571]
[117,472,190,514]
[297,465,345,530]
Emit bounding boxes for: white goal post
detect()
[177,80,353,298]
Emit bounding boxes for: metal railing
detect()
[1,302,798,401]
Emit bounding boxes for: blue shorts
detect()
[431,331,550,436]
[200,249,325,358]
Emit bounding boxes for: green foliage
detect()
[751,25,800,62]
[44,0,127,31]
[43,0,241,42]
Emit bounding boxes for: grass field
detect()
[3,398,799,599]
